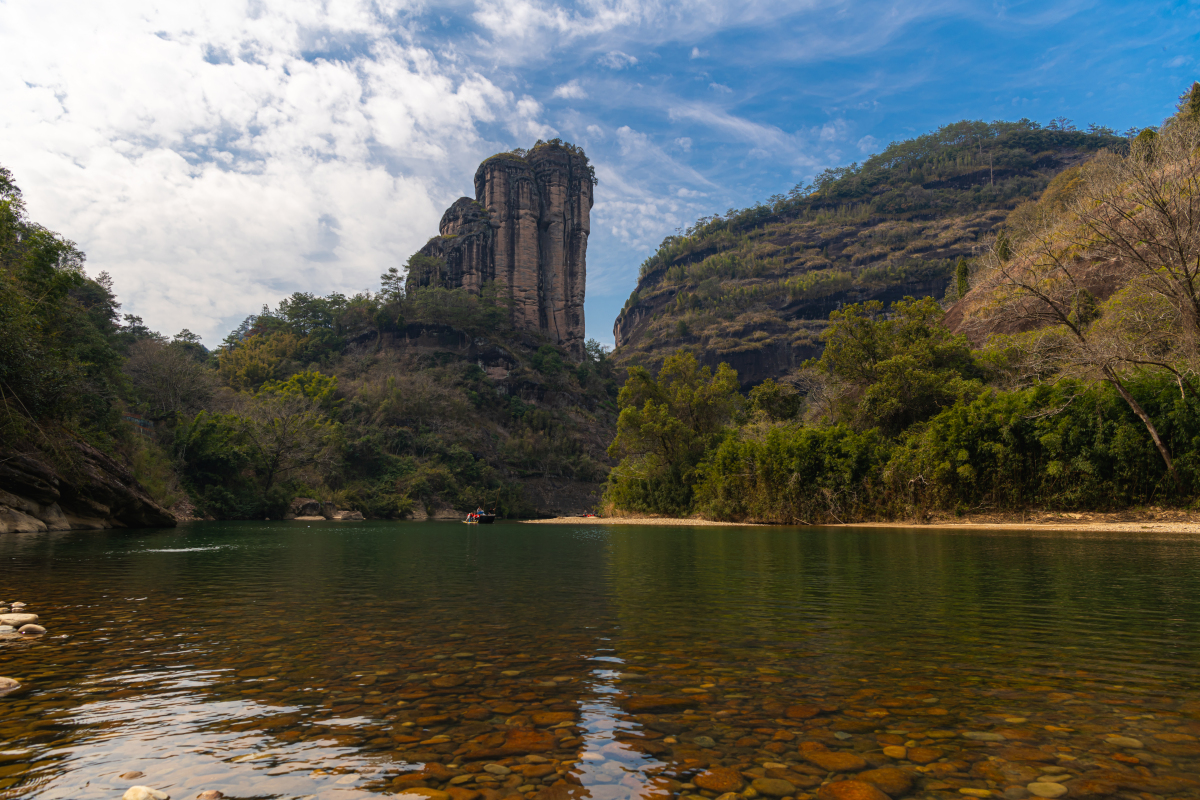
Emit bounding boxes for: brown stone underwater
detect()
[2,521,1199,800]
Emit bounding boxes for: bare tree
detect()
[973,215,1179,481]
[1073,120,1200,347]
[235,392,336,495]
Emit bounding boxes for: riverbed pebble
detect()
[18,624,45,635]
[1025,782,1067,798]
[816,780,891,800]
[123,787,169,800]
[1104,735,1143,748]
[119,771,145,780]
[196,792,224,800]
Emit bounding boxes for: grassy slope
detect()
[612,121,1125,385]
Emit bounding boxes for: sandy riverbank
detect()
[525,513,1200,533]
[522,516,765,526]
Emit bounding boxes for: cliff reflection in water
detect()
[1,522,1200,800]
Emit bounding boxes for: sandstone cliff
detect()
[409,141,594,359]
[0,441,176,533]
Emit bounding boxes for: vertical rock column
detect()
[475,156,541,332]
[529,147,591,359]
[436,198,491,293]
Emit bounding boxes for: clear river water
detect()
[2,521,1200,800]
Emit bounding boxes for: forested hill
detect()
[612,119,1127,385]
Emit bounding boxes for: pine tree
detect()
[955,257,970,300]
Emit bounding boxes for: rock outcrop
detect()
[409,141,594,359]
[284,497,364,521]
[0,442,176,533]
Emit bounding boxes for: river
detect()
[1,521,1199,799]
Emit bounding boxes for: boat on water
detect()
[464,512,496,525]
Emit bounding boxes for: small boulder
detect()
[197,792,224,800]
[18,624,46,635]
[0,613,38,627]
[0,676,20,696]
[123,787,170,800]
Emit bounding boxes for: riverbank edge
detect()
[525,514,1200,533]
[522,516,766,526]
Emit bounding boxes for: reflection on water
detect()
[2,522,1200,800]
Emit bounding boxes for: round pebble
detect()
[752,777,796,797]
[18,624,46,635]
[1026,783,1067,799]
[483,764,510,775]
[1104,735,1143,748]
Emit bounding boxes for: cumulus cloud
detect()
[0,0,537,344]
[690,46,707,58]
[552,80,588,99]
[675,136,693,151]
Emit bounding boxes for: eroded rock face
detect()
[0,442,175,533]
[410,143,593,359]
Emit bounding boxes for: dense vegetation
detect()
[173,280,617,520]
[604,87,1200,521]
[613,117,1132,386]
[1,165,173,481]
[1,168,617,520]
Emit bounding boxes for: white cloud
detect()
[856,134,880,153]
[599,50,639,69]
[552,80,588,99]
[675,136,693,151]
[0,0,540,345]
[690,47,707,59]
[709,82,733,93]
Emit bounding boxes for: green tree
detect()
[380,266,405,300]
[813,297,981,435]
[605,351,739,514]
[955,257,970,300]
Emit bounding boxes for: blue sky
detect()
[1,0,1196,348]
